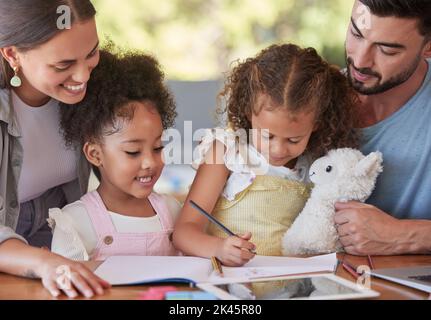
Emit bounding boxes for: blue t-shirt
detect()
[360,59,431,220]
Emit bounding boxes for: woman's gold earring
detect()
[10,66,22,88]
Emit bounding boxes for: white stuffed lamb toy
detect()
[282,148,383,256]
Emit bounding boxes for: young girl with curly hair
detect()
[48,48,179,261]
[173,43,359,266]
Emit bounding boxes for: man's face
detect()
[345,0,429,95]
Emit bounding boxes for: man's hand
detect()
[334,201,403,256]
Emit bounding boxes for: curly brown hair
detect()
[59,45,177,147]
[218,43,359,158]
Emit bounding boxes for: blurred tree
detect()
[92,0,354,80]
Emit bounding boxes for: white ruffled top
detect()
[192,128,311,201]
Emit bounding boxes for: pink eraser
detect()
[138,286,178,300]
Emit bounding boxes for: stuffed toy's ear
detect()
[354,151,383,177]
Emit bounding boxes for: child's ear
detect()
[311,113,320,132]
[83,142,103,168]
[246,111,252,125]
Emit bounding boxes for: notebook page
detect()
[213,253,338,280]
[95,256,213,285]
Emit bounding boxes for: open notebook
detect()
[94,253,337,286]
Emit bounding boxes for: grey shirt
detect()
[0,88,91,245]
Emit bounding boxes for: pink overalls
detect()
[81,191,178,261]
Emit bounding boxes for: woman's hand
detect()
[35,252,111,298]
[215,232,256,267]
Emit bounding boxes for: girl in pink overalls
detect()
[48,49,180,261]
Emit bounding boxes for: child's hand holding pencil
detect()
[190,200,256,267]
[214,232,256,267]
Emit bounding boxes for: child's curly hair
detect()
[218,43,359,158]
[60,45,177,147]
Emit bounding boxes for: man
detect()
[334,0,431,255]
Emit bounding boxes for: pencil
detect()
[342,260,359,272]
[189,200,256,254]
[211,257,224,277]
[367,255,375,270]
[190,200,235,236]
[342,262,360,280]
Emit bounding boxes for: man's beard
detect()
[345,55,421,95]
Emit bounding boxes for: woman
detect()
[0,0,110,298]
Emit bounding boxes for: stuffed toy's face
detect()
[308,149,383,185]
[308,156,339,185]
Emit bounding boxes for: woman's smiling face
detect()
[13,18,100,106]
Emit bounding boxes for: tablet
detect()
[197,274,380,300]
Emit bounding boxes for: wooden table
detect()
[1,254,430,300]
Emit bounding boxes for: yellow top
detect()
[207,175,311,256]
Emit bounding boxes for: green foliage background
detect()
[92,0,354,80]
